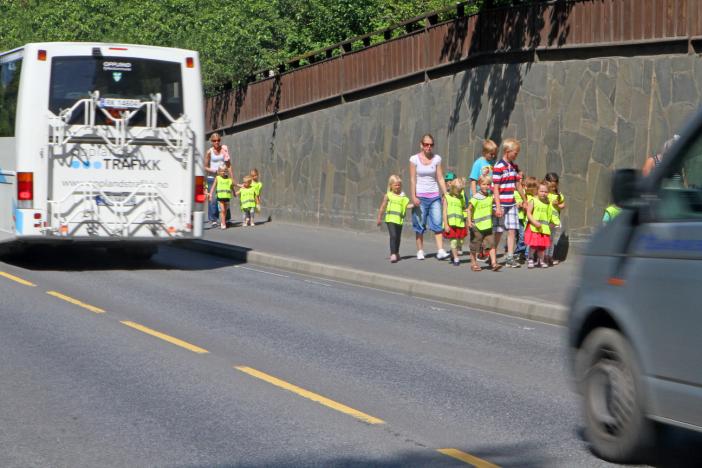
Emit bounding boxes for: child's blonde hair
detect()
[482,139,498,156]
[387,174,402,190]
[524,176,538,196]
[502,138,521,153]
[448,177,465,196]
[243,175,253,184]
[477,174,492,187]
[537,179,550,195]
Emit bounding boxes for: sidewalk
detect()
[177,220,580,325]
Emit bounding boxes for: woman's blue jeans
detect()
[207,176,219,222]
[412,196,443,234]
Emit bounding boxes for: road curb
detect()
[176,239,567,326]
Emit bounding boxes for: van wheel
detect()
[577,328,655,463]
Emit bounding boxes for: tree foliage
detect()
[0,0,522,94]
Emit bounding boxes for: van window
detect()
[0,57,22,137]
[49,56,183,127]
[655,133,702,220]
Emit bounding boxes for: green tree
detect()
[0,0,505,93]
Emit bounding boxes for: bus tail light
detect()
[17,172,34,208]
[37,50,47,61]
[186,57,194,68]
[194,176,206,204]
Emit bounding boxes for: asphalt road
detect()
[0,245,696,467]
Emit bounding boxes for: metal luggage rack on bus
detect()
[48,91,193,160]
[46,182,187,238]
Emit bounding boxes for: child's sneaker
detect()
[539,260,549,268]
[452,258,460,266]
[416,250,425,260]
[436,249,450,260]
[390,254,398,263]
[527,259,535,269]
[506,255,521,268]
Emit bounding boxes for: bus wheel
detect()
[578,328,655,463]
[108,245,158,261]
[0,243,26,260]
[125,245,158,260]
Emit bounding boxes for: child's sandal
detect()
[471,265,482,272]
[491,263,502,272]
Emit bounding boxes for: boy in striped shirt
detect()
[492,138,527,268]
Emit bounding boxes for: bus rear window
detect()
[49,56,183,127]
[0,57,21,137]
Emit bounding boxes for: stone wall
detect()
[221,54,702,235]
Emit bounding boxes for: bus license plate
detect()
[96,192,137,207]
[98,98,141,109]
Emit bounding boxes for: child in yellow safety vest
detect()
[467,175,502,272]
[236,175,257,226]
[513,171,528,262]
[250,168,263,221]
[545,172,566,266]
[376,175,414,263]
[208,164,234,229]
[442,177,468,266]
[525,180,555,268]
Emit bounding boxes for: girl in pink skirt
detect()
[525,181,554,268]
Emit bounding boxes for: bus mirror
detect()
[611,169,641,209]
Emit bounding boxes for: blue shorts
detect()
[412,196,443,234]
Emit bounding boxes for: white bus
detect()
[0,42,206,259]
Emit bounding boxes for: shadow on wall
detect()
[446,1,574,142]
[266,75,282,156]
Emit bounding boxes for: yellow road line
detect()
[121,321,209,354]
[0,271,36,287]
[46,290,105,314]
[437,448,500,467]
[235,366,384,425]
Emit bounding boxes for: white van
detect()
[569,110,702,462]
[0,42,206,258]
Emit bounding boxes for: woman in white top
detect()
[205,133,234,226]
[409,134,449,260]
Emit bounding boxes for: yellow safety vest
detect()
[385,191,409,225]
[215,176,233,200]
[469,194,493,231]
[515,191,525,222]
[529,197,553,235]
[604,204,621,220]
[252,181,263,197]
[548,193,564,226]
[239,186,257,211]
[445,193,466,228]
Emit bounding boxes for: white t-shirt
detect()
[410,153,442,197]
[207,145,230,174]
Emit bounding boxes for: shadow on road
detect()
[178,443,554,467]
[0,243,245,272]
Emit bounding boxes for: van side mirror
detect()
[611,169,641,209]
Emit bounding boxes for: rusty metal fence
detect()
[206,0,702,134]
